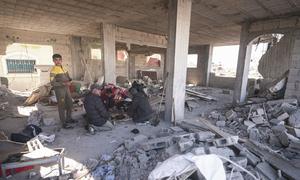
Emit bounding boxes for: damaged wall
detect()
[258,34,293,80]
[0,28,72,91]
[187,45,210,86]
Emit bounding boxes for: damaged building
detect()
[1,0,300,179]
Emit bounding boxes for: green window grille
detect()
[6,59,36,73]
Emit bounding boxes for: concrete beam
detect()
[101,23,116,84]
[165,0,192,122]
[233,23,252,104]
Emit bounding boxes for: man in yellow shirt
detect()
[50,54,74,129]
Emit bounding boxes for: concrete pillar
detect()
[206,45,213,87]
[70,36,84,81]
[233,23,252,104]
[165,0,192,122]
[101,23,116,84]
[128,53,136,79]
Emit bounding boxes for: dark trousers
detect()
[54,87,73,124]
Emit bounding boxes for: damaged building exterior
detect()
[1,0,300,179]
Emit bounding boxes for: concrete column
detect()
[101,23,116,84]
[233,23,252,104]
[206,45,213,87]
[128,53,136,79]
[165,0,192,122]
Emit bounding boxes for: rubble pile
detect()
[0,85,24,119]
[209,98,300,169]
[81,123,294,180]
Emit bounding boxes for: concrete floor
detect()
[0,86,233,179]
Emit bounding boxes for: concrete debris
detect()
[42,117,56,126]
[27,110,44,126]
[272,125,289,146]
[288,109,300,128]
[178,138,194,152]
[226,171,244,180]
[213,136,239,147]
[194,131,215,141]
[208,146,235,159]
[255,162,278,180]
[216,120,226,127]
[276,112,289,121]
[225,110,237,121]
[244,120,256,131]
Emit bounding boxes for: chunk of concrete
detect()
[194,131,215,141]
[216,120,226,127]
[240,149,260,166]
[249,128,261,142]
[178,138,194,152]
[288,110,300,128]
[124,134,148,151]
[191,147,206,155]
[272,125,289,146]
[213,136,239,147]
[244,120,256,131]
[229,156,247,171]
[256,162,277,180]
[251,116,265,125]
[268,133,282,148]
[276,112,289,121]
[141,136,172,151]
[269,118,284,126]
[210,111,220,120]
[169,126,184,133]
[225,110,237,121]
[208,146,235,159]
[173,133,195,142]
[281,102,297,114]
[256,108,265,116]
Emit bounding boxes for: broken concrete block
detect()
[124,134,148,151]
[229,156,247,171]
[294,128,300,138]
[288,110,300,128]
[173,133,195,142]
[194,131,215,141]
[210,111,220,119]
[256,162,277,180]
[272,125,289,146]
[269,118,284,126]
[240,149,260,166]
[244,120,256,131]
[178,138,194,152]
[249,128,261,142]
[219,115,226,121]
[208,146,235,159]
[213,136,239,147]
[268,133,282,148]
[165,144,180,157]
[42,117,56,126]
[141,136,172,151]
[225,110,237,121]
[276,112,289,121]
[216,120,226,127]
[256,108,264,115]
[281,102,297,114]
[251,116,266,125]
[191,147,206,155]
[226,171,244,180]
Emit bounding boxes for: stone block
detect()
[194,131,215,141]
[288,110,300,128]
[256,162,277,180]
[269,118,284,126]
[256,108,265,116]
[249,128,260,142]
[225,110,237,121]
[169,126,184,133]
[178,138,194,152]
[216,120,226,127]
[173,133,195,142]
[213,136,239,147]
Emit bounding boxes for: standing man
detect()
[50,54,74,129]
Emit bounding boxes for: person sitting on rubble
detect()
[84,84,114,134]
[100,83,129,111]
[127,85,154,123]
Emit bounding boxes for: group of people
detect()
[50,53,155,134]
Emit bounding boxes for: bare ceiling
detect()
[0,0,300,45]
